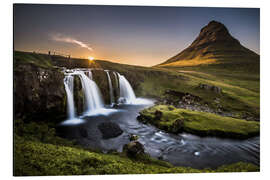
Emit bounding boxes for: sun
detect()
[88,56,94,61]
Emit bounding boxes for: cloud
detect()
[51,34,93,51]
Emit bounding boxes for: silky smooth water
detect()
[117,72,136,104]
[57,102,260,169]
[63,75,75,119]
[76,71,104,113]
[105,70,115,105]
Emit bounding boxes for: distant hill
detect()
[157,21,259,67]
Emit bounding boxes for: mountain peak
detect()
[190,20,239,48]
[158,20,258,67]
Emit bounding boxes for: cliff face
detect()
[159,20,259,66]
[13,52,122,121]
[14,63,67,122]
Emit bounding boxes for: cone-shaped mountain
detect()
[159,20,259,66]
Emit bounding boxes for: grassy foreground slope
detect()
[138,105,259,139]
[14,120,259,175]
[14,136,259,176]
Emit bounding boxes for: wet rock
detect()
[112,103,119,108]
[129,134,139,141]
[98,122,123,139]
[79,127,88,138]
[118,97,127,104]
[123,141,145,158]
[170,119,185,133]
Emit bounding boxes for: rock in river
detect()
[123,141,145,158]
[98,122,123,139]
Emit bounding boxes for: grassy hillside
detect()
[14,51,260,120]
[14,51,54,68]
[14,51,260,175]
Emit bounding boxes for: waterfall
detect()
[88,70,93,80]
[76,71,104,113]
[105,70,115,105]
[117,73,136,104]
[63,75,75,119]
[62,68,151,124]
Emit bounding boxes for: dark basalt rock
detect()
[123,141,145,158]
[79,127,88,138]
[170,119,185,133]
[129,134,139,141]
[14,63,66,122]
[98,122,123,139]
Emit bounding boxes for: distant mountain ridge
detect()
[158,20,259,67]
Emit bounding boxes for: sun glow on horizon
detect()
[88,56,94,61]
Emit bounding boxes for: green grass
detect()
[138,105,259,139]
[14,51,53,68]
[14,136,259,176]
[14,50,260,119]
[14,119,259,176]
[13,51,260,175]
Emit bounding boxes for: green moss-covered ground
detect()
[138,105,259,139]
[14,51,54,68]
[14,137,259,176]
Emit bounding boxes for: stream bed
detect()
[57,101,259,169]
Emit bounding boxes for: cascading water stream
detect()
[117,72,136,104]
[63,75,75,119]
[88,70,93,80]
[76,71,104,113]
[62,68,151,125]
[105,70,115,105]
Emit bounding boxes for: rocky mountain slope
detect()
[158,21,259,67]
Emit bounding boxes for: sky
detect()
[14,4,260,67]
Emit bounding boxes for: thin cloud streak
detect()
[51,34,93,51]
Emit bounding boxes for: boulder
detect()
[123,141,145,158]
[129,134,139,141]
[98,122,123,139]
[170,119,185,133]
[79,127,88,138]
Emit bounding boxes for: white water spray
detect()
[105,70,115,105]
[117,73,136,104]
[63,75,75,119]
[76,71,104,113]
[87,70,93,80]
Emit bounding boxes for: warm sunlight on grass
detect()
[159,58,217,67]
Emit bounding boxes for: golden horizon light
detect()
[88,56,94,61]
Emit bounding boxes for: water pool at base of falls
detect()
[57,102,259,169]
